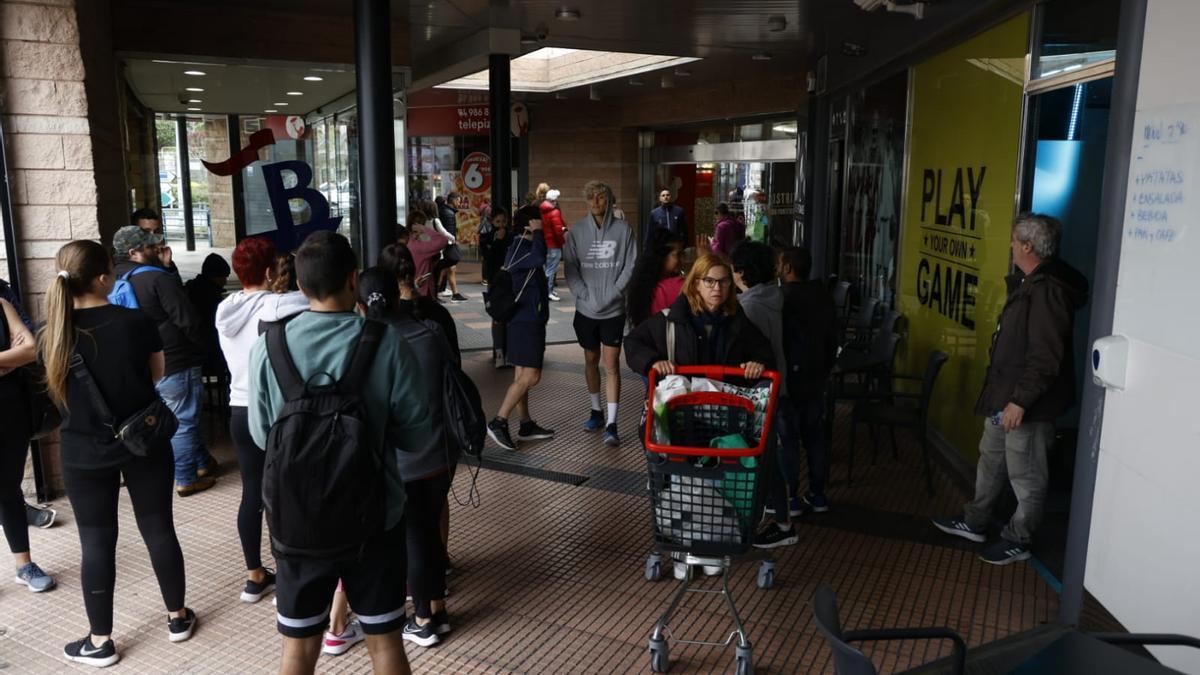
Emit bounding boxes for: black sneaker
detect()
[603,423,621,446]
[401,616,440,647]
[802,493,830,514]
[240,569,276,603]
[25,502,56,529]
[64,635,119,668]
[450,293,468,303]
[487,417,517,450]
[168,608,197,643]
[517,420,555,441]
[931,516,987,543]
[980,539,1031,566]
[431,610,452,636]
[753,522,799,549]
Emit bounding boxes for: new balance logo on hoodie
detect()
[585,240,619,268]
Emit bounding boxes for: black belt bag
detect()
[69,355,178,457]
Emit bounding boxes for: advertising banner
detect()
[897,13,1029,460]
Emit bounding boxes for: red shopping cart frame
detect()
[644,366,781,458]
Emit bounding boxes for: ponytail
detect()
[39,240,111,409]
[356,266,400,321]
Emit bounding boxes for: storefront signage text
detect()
[914,164,987,329]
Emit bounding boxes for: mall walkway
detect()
[0,344,1061,674]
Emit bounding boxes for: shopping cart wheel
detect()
[649,637,670,672]
[645,553,663,582]
[756,560,775,589]
[735,644,754,675]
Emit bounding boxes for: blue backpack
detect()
[108,266,161,309]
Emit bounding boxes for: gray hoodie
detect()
[738,283,788,396]
[563,185,638,320]
[215,290,309,407]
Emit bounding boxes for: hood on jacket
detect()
[1013,258,1089,309]
[215,290,309,338]
[738,283,784,313]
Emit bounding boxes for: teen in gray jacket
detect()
[563,180,637,446]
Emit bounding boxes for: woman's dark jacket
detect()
[625,293,775,375]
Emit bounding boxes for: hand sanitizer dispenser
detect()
[1092,335,1130,391]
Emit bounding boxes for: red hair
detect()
[232,236,277,286]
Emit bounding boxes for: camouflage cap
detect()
[112,225,163,257]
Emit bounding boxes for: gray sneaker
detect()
[15,561,55,592]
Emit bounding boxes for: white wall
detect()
[1086,1,1200,672]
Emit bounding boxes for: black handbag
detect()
[69,355,177,457]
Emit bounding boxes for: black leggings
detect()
[230,407,266,571]
[62,444,186,636]
[405,472,451,619]
[0,413,30,554]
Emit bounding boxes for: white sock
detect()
[589,392,601,411]
[607,402,619,425]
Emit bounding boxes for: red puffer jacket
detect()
[539,200,567,249]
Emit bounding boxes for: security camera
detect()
[535,22,549,42]
[177,92,190,105]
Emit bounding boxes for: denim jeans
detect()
[776,396,828,498]
[156,366,205,486]
[545,247,563,294]
[963,418,1053,545]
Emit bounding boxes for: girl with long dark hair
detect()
[42,240,194,667]
[625,229,686,329]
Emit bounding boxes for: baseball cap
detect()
[113,225,164,257]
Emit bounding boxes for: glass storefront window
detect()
[1034,0,1120,79]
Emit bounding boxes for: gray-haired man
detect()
[933,213,1088,565]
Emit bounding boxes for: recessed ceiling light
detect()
[265,109,277,113]
[273,102,289,106]
[303,76,323,82]
[555,7,581,20]
[186,107,201,111]
[752,51,773,61]
[187,99,202,103]
[185,87,204,92]
[183,70,205,76]
[286,91,303,96]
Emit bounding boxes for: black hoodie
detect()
[114,259,210,376]
[974,257,1089,422]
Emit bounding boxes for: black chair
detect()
[812,583,967,675]
[832,280,852,319]
[827,332,902,485]
[844,310,902,355]
[842,297,880,348]
[849,350,949,494]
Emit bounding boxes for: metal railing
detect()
[162,206,213,246]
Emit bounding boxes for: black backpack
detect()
[484,239,537,323]
[443,355,486,457]
[782,294,838,401]
[262,319,386,561]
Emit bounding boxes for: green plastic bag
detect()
[708,434,758,525]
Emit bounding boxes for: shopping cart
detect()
[642,366,782,675]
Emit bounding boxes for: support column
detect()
[176,115,195,251]
[354,0,396,266]
[488,54,512,214]
[228,115,247,242]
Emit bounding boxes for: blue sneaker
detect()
[583,409,604,431]
[980,539,1031,566]
[603,423,620,446]
[802,493,829,514]
[14,562,55,592]
[932,516,987,543]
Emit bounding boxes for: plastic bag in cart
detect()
[654,475,743,547]
[649,374,691,445]
[690,377,772,441]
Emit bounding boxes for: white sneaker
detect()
[672,562,687,580]
[322,619,364,656]
[548,292,561,301]
[438,289,453,297]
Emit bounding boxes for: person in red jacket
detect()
[540,188,567,301]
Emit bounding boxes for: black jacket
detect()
[781,280,839,401]
[114,260,210,376]
[625,294,775,376]
[974,258,1089,422]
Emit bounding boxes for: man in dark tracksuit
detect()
[934,214,1088,565]
[112,226,215,495]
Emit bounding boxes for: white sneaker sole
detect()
[14,576,54,592]
[487,427,517,451]
[168,615,196,643]
[981,550,1032,566]
[29,505,57,529]
[240,583,276,603]
[402,630,440,647]
[516,433,554,442]
[753,533,800,549]
[932,519,986,543]
[65,650,120,668]
[322,637,364,656]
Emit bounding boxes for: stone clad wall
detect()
[1,0,99,495]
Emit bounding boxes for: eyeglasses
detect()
[700,276,732,289]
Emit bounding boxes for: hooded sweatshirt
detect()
[215,290,309,407]
[563,185,638,320]
[737,283,788,396]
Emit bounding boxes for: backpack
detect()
[782,297,837,400]
[262,319,386,561]
[443,355,486,457]
[107,266,161,309]
[484,239,537,323]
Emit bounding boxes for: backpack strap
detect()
[266,322,307,402]
[340,319,385,393]
[123,265,162,281]
[661,308,675,363]
[68,354,117,431]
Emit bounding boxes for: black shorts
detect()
[506,322,547,369]
[274,526,407,638]
[573,312,625,351]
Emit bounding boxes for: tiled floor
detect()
[0,344,1061,673]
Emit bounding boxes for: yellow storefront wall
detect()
[897,13,1029,461]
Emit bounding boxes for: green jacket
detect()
[248,310,431,530]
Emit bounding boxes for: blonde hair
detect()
[535,182,551,200]
[582,180,610,200]
[682,252,737,316]
[40,240,111,408]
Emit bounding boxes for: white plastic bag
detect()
[654,475,742,546]
[650,375,691,444]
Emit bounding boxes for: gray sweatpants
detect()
[963,418,1054,545]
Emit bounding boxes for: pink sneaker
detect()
[322,619,364,656]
